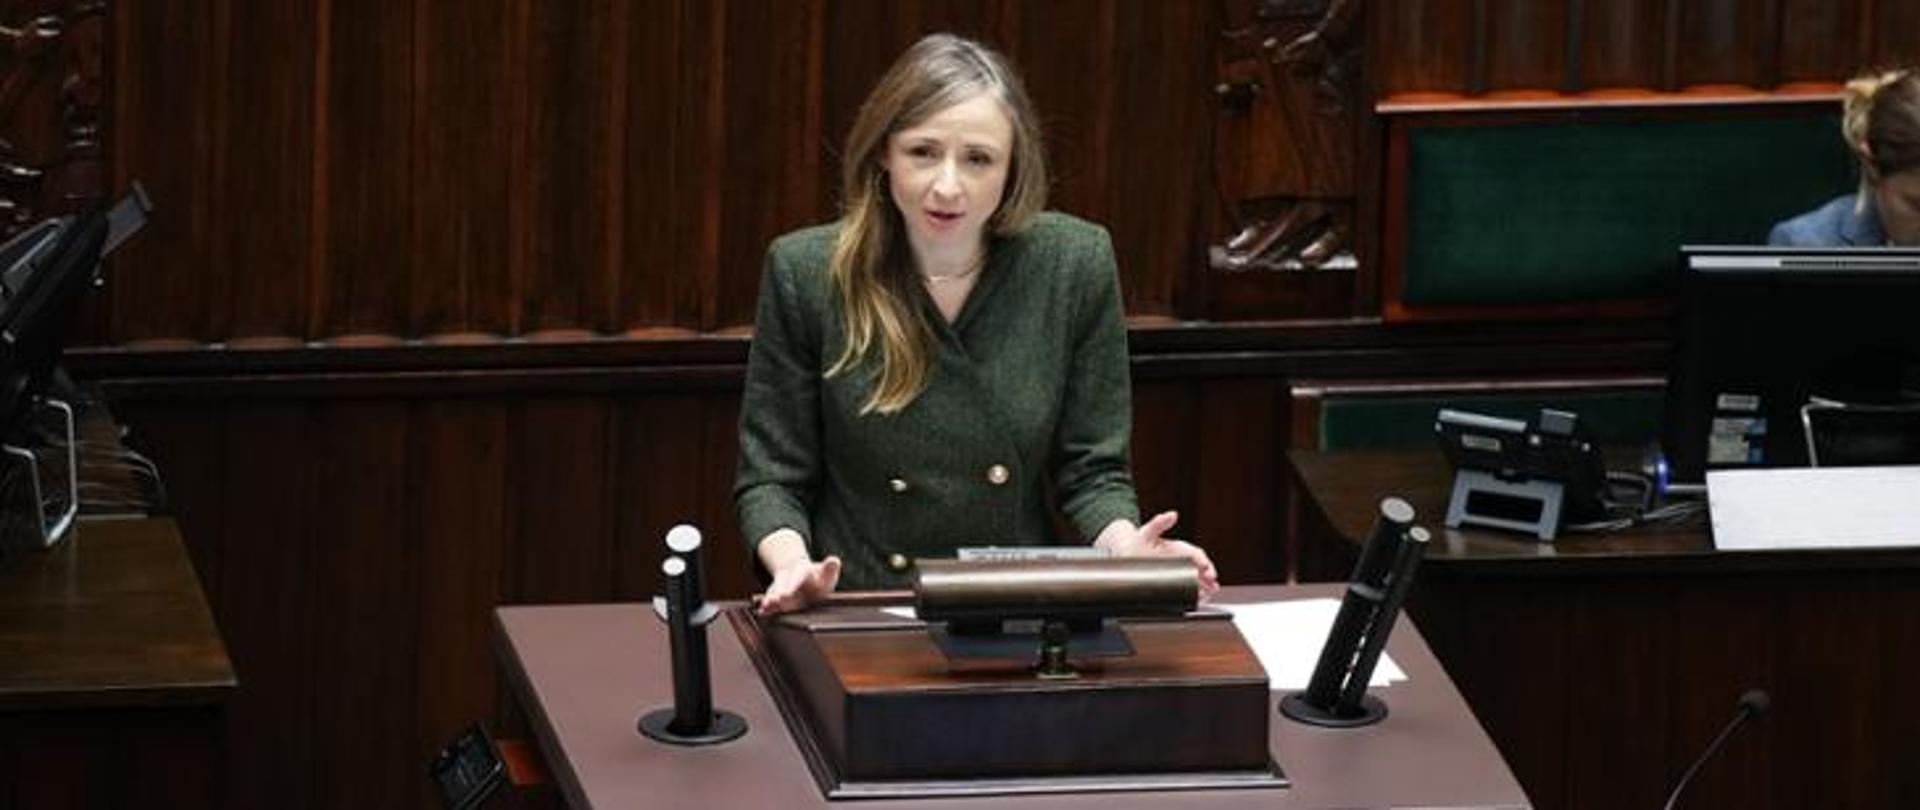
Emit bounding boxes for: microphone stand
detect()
[1281,497,1429,727]
[638,525,748,746]
[1662,689,1770,810]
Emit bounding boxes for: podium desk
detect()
[1289,448,1920,810]
[496,584,1528,809]
[0,516,234,807]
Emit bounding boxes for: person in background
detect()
[734,33,1218,615]
[1771,68,1920,246]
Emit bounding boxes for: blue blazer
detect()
[1768,193,1885,246]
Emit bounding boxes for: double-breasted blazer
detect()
[734,212,1141,590]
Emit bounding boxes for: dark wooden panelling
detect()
[318,0,415,338]
[1399,565,1915,810]
[1663,578,1774,810]
[1484,0,1567,94]
[1882,572,1920,809]
[0,708,222,810]
[1873,0,1920,68]
[506,399,614,602]
[1672,0,1779,89]
[219,0,317,341]
[716,1,825,331]
[411,401,508,810]
[1105,1,1214,316]
[525,2,623,335]
[1579,0,1667,90]
[1559,579,1671,810]
[308,403,416,809]
[1767,576,1884,810]
[627,0,701,330]
[106,1,215,343]
[207,404,316,810]
[1409,578,1571,808]
[1373,0,1476,97]
[1129,378,1290,585]
[615,395,728,598]
[96,1,1910,353]
[413,0,521,337]
[1012,0,1116,252]
[1189,379,1285,583]
[1776,0,1868,85]
[1128,380,1200,552]
[698,396,750,594]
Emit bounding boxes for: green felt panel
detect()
[1405,114,1854,306]
[1317,391,1665,451]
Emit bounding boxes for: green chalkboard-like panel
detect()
[1402,113,1855,307]
[1316,389,1665,452]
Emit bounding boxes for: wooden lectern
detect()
[731,598,1287,800]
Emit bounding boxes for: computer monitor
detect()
[0,184,151,443]
[1662,246,1920,488]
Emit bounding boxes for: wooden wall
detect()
[0,1,1904,809]
[1373,0,1920,97]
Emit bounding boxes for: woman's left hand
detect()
[1096,511,1220,599]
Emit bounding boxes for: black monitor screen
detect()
[1663,246,1920,487]
[0,207,109,441]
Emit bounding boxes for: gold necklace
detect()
[922,253,985,286]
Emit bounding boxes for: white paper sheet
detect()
[1707,466,1920,550]
[1216,598,1406,692]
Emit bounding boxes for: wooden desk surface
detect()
[0,516,235,710]
[497,584,1530,810]
[1288,447,1920,575]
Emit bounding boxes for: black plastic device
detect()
[428,723,505,810]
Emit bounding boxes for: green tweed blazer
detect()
[734,211,1142,590]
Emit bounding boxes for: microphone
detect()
[637,524,748,746]
[1281,497,1428,728]
[1661,689,1770,810]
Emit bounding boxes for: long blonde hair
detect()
[1843,68,1920,209]
[827,33,1048,415]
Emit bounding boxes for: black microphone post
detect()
[638,524,748,746]
[1282,497,1427,728]
[1336,524,1429,713]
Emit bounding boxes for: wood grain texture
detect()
[411,0,521,337]
[1372,0,1476,97]
[1484,0,1567,93]
[1873,0,1920,68]
[1775,0,1868,85]
[1578,0,1668,91]
[1671,0,1779,89]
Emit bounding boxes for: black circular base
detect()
[637,708,748,746]
[1278,693,1389,728]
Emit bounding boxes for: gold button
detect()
[986,464,1010,485]
[888,477,909,493]
[887,553,911,572]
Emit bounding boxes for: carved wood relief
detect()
[0,0,102,237]
[1210,0,1359,275]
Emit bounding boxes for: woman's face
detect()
[1874,167,1920,246]
[882,92,1013,262]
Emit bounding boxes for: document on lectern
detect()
[1218,599,1407,691]
[1708,466,1920,550]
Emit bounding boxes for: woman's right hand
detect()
[756,555,842,615]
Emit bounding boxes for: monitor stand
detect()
[2,397,78,552]
[1445,468,1564,540]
